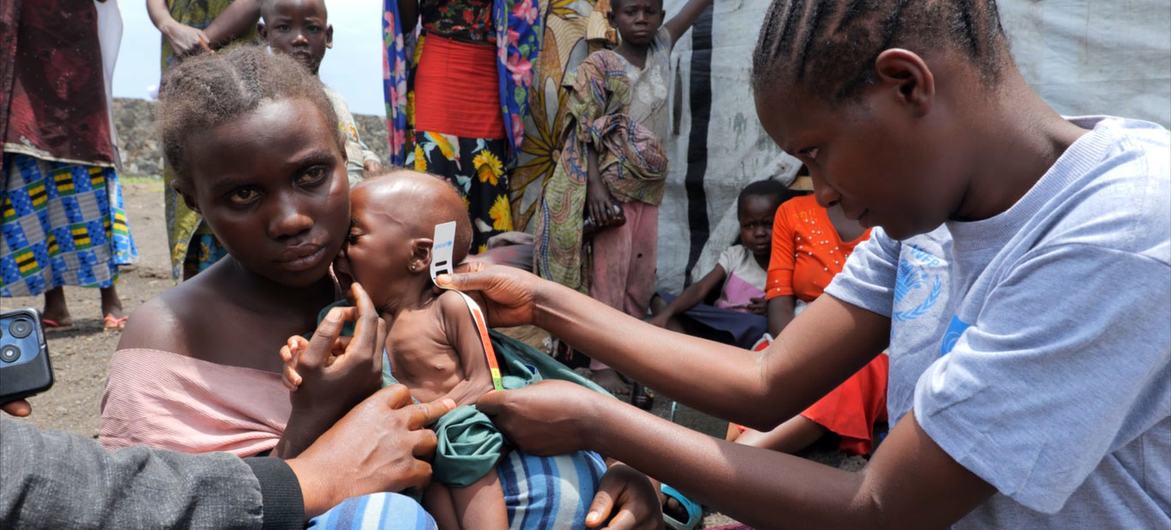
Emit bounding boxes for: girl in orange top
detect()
[727,188,889,456]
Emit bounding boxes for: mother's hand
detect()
[436,263,544,328]
[275,283,388,458]
[586,463,664,530]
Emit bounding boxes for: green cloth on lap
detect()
[432,405,504,487]
[420,330,610,487]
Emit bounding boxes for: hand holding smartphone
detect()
[0,308,53,404]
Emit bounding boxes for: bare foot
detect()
[41,288,73,328]
[100,286,125,319]
[101,286,127,331]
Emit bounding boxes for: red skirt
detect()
[800,354,889,456]
[414,34,506,140]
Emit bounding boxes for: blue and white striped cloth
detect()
[309,450,606,529]
[500,450,607,529]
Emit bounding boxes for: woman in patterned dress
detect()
[384,0,542,253]
[1,0,137,331]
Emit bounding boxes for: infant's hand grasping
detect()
[279,334,352,390]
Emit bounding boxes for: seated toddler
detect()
[649,180,797,348]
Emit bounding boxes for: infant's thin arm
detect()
[438,291,494,388]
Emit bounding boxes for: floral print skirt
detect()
[408,131,513,254]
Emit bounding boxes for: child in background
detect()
[649,180,799,349]
[259,0,381,185]
[726,183,888,457]
[534,0,713,393]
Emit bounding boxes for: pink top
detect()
[99,348,290,457]
[713,244,767,310]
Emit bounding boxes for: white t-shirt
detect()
[827,117,1170,528]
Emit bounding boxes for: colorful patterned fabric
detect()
[421,0,496,43]
[533,50,666,292]
[182,232,229,279]
[408,131,514,252]
[510,0,606,231]
[382,0,542,166]
[1,0,116,167]
[1,154,137,296]
[161,0,257,279]
[159,0,258,71]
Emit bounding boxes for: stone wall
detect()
[111,97,389,177]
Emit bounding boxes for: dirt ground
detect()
[6,179,865,528]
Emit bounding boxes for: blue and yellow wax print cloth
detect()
[1,154,137,296]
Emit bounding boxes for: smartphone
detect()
[0,308,53,403]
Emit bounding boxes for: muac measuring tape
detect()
[431,222,504,391]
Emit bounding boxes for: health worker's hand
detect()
[436,263,543,328]
[476,380,608,455]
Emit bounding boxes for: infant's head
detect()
[334,170,473,307]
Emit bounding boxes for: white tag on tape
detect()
[430,221,456,285]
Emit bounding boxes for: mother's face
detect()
[179,97,350,287]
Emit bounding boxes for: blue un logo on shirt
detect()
[940,315,971,357]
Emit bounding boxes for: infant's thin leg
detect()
[451,472,508,530]
[422,483,461,530]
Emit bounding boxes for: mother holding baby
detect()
[97,48,660,529]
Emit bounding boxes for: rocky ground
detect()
[6,178,865,529]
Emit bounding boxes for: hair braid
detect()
[159,46,342,187]
[752,0,1009,102]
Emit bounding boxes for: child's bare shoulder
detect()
[434,290,484,346]
[435,289,474,324]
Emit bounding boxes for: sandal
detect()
[41,318,73,331]
[661,483,702,530]
[102,314,129,332]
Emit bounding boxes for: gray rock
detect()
[112,97,390,179]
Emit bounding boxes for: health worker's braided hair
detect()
[752,0,1009,101]
[159,46,343,186]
